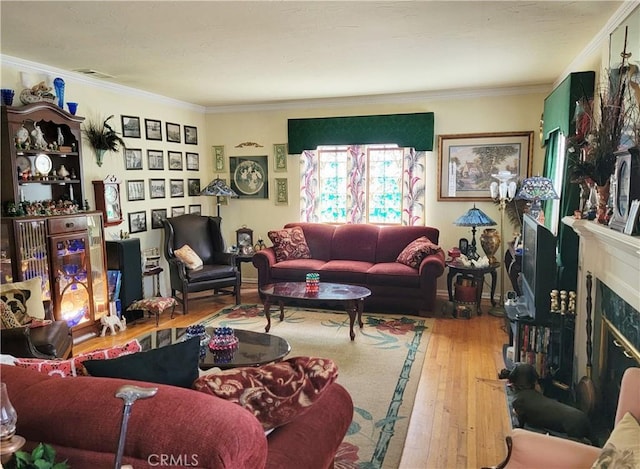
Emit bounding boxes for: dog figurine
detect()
[507,363,591,440]
[1,288,32,324]
[100,313,126,337]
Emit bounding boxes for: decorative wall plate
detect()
[16,155,30,174]
[34,153,52,176]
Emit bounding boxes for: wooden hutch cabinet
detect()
[1,103,108,339]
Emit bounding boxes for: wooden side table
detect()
[143,266,164,297]
[446,261,499,316]
[235,254,254,285]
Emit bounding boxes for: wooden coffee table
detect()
[146,327,290,370]
[259,282,372,340]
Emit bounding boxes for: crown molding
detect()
[0,55,205,113]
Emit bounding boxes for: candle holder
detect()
[305,272,320,293]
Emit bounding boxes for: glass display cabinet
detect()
[1,212,108,338]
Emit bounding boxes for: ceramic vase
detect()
[480,228,501,264]
[596,180,611,225]
[53,77,65,108]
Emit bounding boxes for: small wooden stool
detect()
[127,297,177,326]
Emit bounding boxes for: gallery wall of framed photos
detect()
[119,114,202,234]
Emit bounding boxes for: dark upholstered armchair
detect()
[163,214,240,314]
[0,302,72,359]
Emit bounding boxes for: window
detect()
[300,144,425,225]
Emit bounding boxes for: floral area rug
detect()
[201,304,432,469]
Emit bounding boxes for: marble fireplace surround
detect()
[563,217,640,388]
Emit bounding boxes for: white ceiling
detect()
[0,1,633,110]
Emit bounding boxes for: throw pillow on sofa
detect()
[592,412,640,468]
[268,226,312,262]
[83,337,200,388]
[396,236,442,269]
[0,277,46,323]
[174,244,204,270]
[193,356,338,430]
[14,339,142,377]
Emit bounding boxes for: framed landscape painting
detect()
[437,131,532,201]
[151,208,167,229]
[145,119,162,141]
[166,122,181,143]
[184,125,198,145]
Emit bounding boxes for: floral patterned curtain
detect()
[299,146,425,225]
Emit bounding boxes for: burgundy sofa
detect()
[1,365,353,469]
[253,223,445,316]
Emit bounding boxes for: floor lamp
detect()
[489,171,517,317]
[200,176,238,220]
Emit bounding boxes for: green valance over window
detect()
[287,112,434,154]
[542,71,594,145]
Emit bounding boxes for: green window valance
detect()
[287,112,435,154]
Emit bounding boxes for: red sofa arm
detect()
[419,249,445,278]
[253,248,277,289]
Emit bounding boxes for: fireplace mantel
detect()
[562,216,640,384]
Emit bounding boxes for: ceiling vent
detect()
[73,69,115,79]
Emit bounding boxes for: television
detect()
[508,213,558,324]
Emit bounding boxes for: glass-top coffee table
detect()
[260,282,372,341]
[138,327,291,370]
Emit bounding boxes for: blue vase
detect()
[53,77,65,108]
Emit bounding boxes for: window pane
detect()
[367,147,403,224]
[318,147,348,223]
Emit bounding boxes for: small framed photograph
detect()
[170,179,184,198]
[168,151,183,170]
[275,178,288,205]
[189,204,202,215]
[213,145,225,171]
[624,199,640,235]
[166,122,181,143]
[186,152,199,171]
[126,180,145,201]
[145,118,162,141]
[184,125,198,145]
[187,178,201,196]
[149,179,166,199]
[128,211,147,234]
[151,208,167,229]
[121,115,141,138]
[147,149,164,170]
[171,206,185,217]
[437,131,533,201]
[124,148,143,170]
[274,144,288,172]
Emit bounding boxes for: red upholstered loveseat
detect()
[1,365,353,469]
[253,223,445,316]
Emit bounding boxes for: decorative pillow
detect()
[193,356,338,430]
[83,337,200,388]
[1,300,22,329]
[14,340,142,377]
[396,236,442,269]
[267,226,312,262]
[0,277,45,322]
[174,244,203,270]
[592,412,640,469]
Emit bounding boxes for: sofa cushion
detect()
[0,277,45,321]
[14,339,141,377]
[193,356,338,430]
[268,226,312,262]
[174,244,204,269]
[83,337,200,388]
[396,236,442,269]
[366,262,421,287]
[331,224,380,262]
[592,412,640,468]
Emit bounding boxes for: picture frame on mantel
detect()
[437,131,533,201]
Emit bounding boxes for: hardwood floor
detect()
[75,285,512,469]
